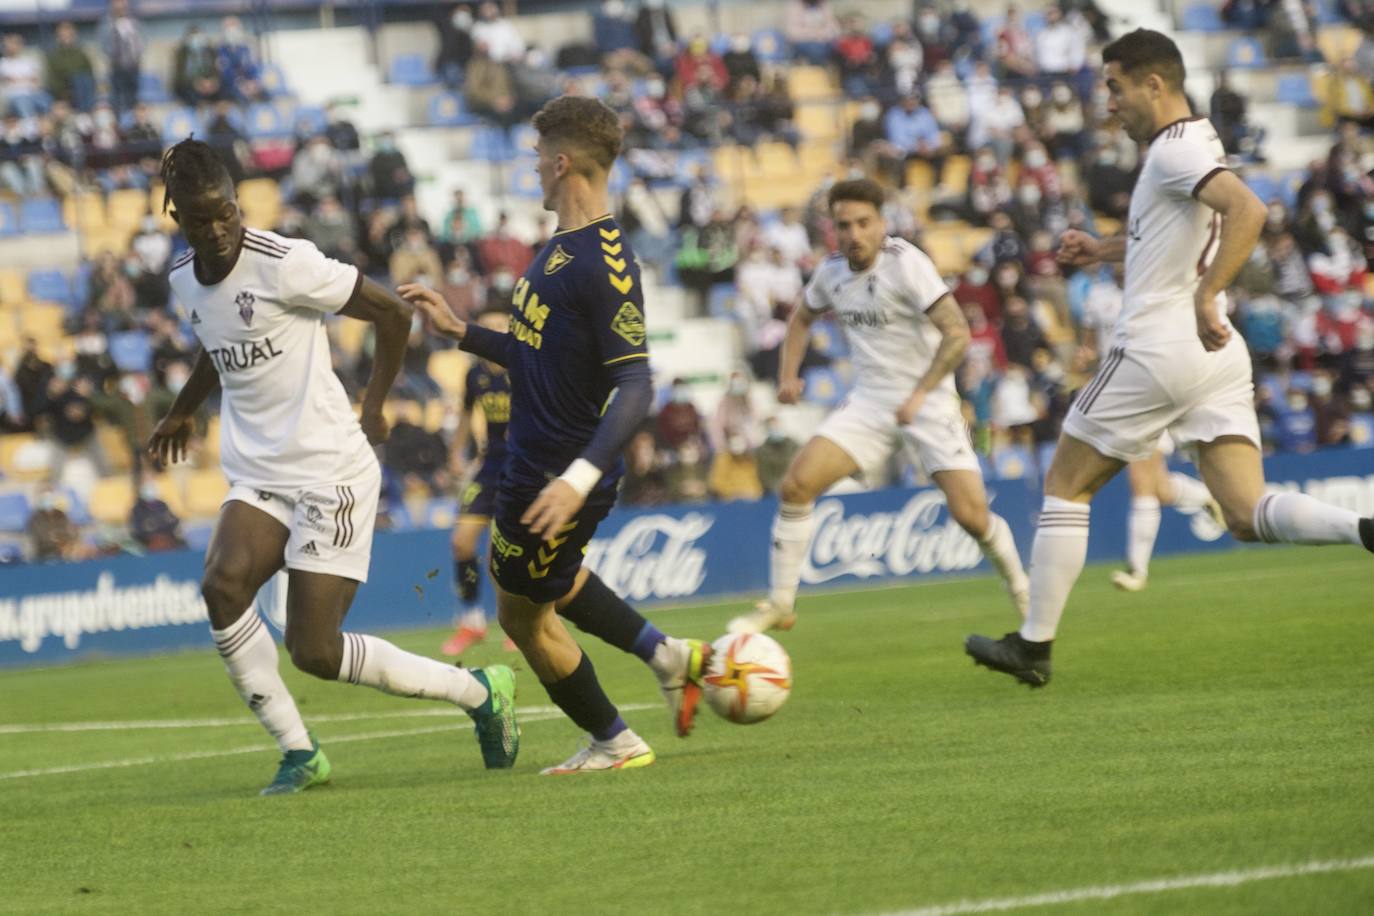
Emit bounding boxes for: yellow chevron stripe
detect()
[609,274,633,295]
[537,546,558,566]
[603,256,627,273]
[600,242,622,256]
[599,227,621,241]
[527,562,550,579]
[558,521,578,533]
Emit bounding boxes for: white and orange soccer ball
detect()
[703,633,792,724]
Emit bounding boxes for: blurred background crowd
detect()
[0,0,1370,564]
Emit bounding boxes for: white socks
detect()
[1253,492,1362,546]
[1166,473,1213,511]
[339,633,489,710]
[1020,496,1091,643]
[1126,496,1162,578]
[768,502,816,612]
[977,513,1029,603]
[458,608,486,630]
[212,610,312,754]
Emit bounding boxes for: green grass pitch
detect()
[2,547,1372,915]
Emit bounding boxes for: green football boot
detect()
[260,735,331,796]
[468,665,519,769]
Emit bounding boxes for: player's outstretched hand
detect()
[148,413,195,465]
[1056,229,1100,267]
[522,479,585,541]
[777,376,804,405]
[1194,292,1232,352]
[398,284,466,340]
[360,408,389,445]
[896,390,926,427]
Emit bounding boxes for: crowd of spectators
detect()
[1,1,1373,558]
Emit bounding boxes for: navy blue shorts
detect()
[457,459,505,520]
[488,474,617,604]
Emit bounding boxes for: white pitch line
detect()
[0,703,655,781]
[879,856,1374,916]
[0,705,571,734]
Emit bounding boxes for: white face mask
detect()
[966,267,989,285]
[452,10,473,28]
[140,484,161,502]
[1312,377,1332,398]
[1025,150,1047,169]
[1019,185,1042,205]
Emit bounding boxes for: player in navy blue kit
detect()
[441,309,517,656]
[402,96,711,773]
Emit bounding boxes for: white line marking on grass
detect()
[878,856,1374,916]
[0,705,572,734]
[0,703,654,780]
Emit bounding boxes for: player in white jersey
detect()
[728,178,1029,635]
[966,30,1374,687]
[1079,263,1223,592]
[147,140,518,794]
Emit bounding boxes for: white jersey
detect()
[169,229,374,490]
[1119,116,1230,346]
[803,237,952,408]
[1080,275,1124,355]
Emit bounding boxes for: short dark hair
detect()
[531,96,622,174]
[828,178,885,212]
[158,137,232,213]
[1102,28,1186,91]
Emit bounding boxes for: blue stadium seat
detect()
[161,107,202,145]
[752,28,787,62]
[426,92,477,127]
[184,522,214,551]
[810,321,849,359]
[993,446,1033,480]
[707,283,736,319]
[245,103,290,140]
[507,160,543,199]
[388,53,436,86]
[1180,3,1225,32]
[109,330,153,373]
[71,260,94,305]
[20,198,64,233]
[607,161,630,195]
[802,367,846,408]
[1275,73,1318,108]
[0,492,30,533]
[293,104,328,138]
[470,126,516,161]
[1244,173,1279,204]
[709,34,732,57]
[869,21,895,47]
[0,201,17,237]
[59,486,92,526]
[138,71,170,103]
[1312,0,1343,24]
[980,17,1004,52]
[1036,441,1057,480]
[259,63,290,98]
[1226,37,1267,69]
[27,268,74,306]
[1024,11,1047,34]
[1349,413,1374,447]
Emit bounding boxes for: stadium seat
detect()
[1226,37,1267,69]
[1349,413,1374,447]
[869,21,895,47]
[993,446,1032,480]
[259,63,290,98]
[332,313,369,359]
[707,283,736,319]
[64,194,108,233]
[237,178,282,229]
[18,304,65,343]
[788,66,833,101]
[94,422,133,474]
[388,53,436,86]
[802,366,846,408]
[427,92,476,127]
[19,197,64,233]
[26,269,73,307]
[185,469,230,518]
[246,103,290,140]
[1244,173,1279,204]
[809,321,848,359]
[0,491,29,532]
[1275,73,1318,108]
[138,71,170,103]
[752,28,787,62]
[428,349,468,396]
[81,226,131,259]
[109,330,153,373]
[71,260,94,305]
[105,188,148,231]
[293,104,328,137]
[0,433,47,481]
[1276,170,1305,210]
[0,267,24,304]
[89,476,134,525]
[470,126,516,162]
[1180,3,1225,31]
[0,201,17,236]
[161,108,203,146]
[507,160,543,198]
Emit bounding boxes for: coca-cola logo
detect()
[802,491,983,584]
[585,513,713,601]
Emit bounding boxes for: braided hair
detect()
[158,137,231,214]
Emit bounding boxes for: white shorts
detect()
[225,459,381,583]
[1063,336,1260,464]
[814,389,980,479]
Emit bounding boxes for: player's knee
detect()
[496,605,535,643]
[200,570,254,625]
[947,498,987,535]
[287,634,343,680]
[778,473,816,506]
[1227,515,1259,542]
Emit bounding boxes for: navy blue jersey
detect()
[463,360,510,482]
[502,215,648,481]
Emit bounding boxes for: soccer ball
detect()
[703,633,792,724]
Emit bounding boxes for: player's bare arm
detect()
[399,283,515,368]
[148,347,219,465]
[777,302,820,404]
[338,278,414,444]
[1057,230,1125,267]
[1193,170,1267,352]
[896,294,970,426]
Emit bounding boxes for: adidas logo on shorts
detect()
[300,541,320,557]
[190,309,202,324]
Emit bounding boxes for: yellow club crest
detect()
[544,244,574,275]
[611,301,646,346]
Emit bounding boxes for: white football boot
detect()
[726,599,797,635]
[539,729,655,775]
[650,637,711,737]
[1111,568,1148,592]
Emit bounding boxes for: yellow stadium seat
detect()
[203,415,221,463]
[921,231,965,275]
[334,315,370,358]
[788,66,835,101]
[752,142,798,178]
[149,185,177,232]
[428,349,469,397]
[423,398,446,431]
[95,422,133,473]
[90,476,135,525]
[17,304,65,343]
[795,103,840,142]
[1317,27,1361,64]
[238,178,282,230]
[0,268,24,305]
[1096,216,1122,238]
[185,468,230,518]
[0,315,19,352]
[940,155,971,191]
[155,474,188,518]
[0,432,41,481]
[82,226,131,259]
[905,160,935,193]
[798,141,837,174]
[62,194,107,233]
[107,188,150,230]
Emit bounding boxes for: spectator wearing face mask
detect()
[755,416,800,494]
[471,1,525,63]
[100,0,143,115]
[436,4,476,88]
[784,0,839,66]
[130,475,187,552]
[172,25,222,106]
[1042,82,1087,159]
[1084,144,1133,220]
[635,0,679,66]
[46,21,94,112]
[28,484,86,562]
[657,378,704,452]
[967,85,1026,165]
[1308,226,1367,295]
[996,6,1037,81]
[621,429,669,507]
[883,91,948,186]
[709,433,763,501]
[665,434,710,503]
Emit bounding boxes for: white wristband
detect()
[558,458,603,498]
